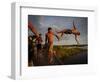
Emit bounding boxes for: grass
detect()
[53,45,87,59]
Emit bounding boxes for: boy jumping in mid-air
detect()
[45,27,59,64]
[57,21,80,45]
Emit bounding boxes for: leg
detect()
[48,43,53,64]
[57,29,71,38]
[37,44,42,65]
[48,51,53,64]
[57,29,67,33]
[56,32,64,40]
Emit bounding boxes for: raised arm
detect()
[28,21,39,37]
[73,21,76,29]
[75,35,80,45]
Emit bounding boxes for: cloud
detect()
[28,15,88,45]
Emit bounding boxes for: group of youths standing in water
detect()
[28,21,80,65]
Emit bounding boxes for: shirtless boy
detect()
[57,21,80,45]
[45,27,59,64]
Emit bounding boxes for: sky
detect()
[28,15,88,45]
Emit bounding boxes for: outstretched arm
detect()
[56,29,67,33]
[73,21,76,29]
[75,35,80,45]
[28,21,39,37]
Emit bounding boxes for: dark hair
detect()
[39,33,42,36]
[48,27,52,31]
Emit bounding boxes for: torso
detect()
[46,32,54,44]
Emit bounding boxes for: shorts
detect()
[64,29,72,34]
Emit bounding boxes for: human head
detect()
[48,27,52,32]
[39,33,42,36]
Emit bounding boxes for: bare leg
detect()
[56,29,67,38]
[48,43,54,64]
[48,51,53,64]
[57,29,67,33]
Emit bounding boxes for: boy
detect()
[35,34,43,51]
[57,21,80,45]
[35,34,43,65]
[45,27,59,64]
